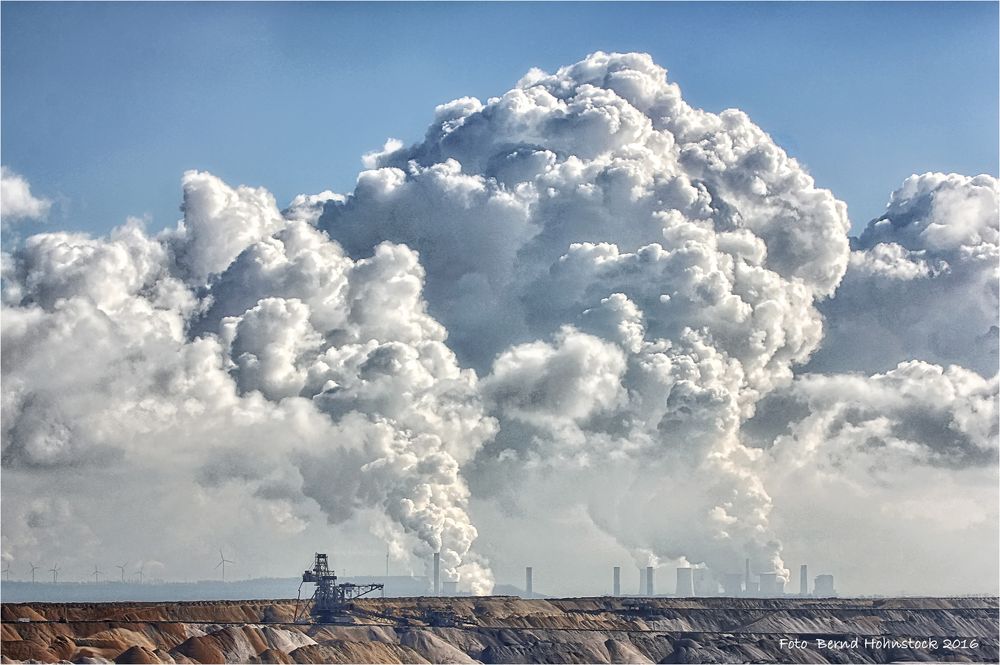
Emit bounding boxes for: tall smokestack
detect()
[646,566,654,596]
[676,567,694,596]
[800,564,808,596]
[525,566,533,598]
[433,552,440,596]
[613,566,621,596]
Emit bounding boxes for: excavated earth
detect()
[2,596,997,663]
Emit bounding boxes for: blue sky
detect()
[2,1,997,237]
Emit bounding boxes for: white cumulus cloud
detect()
[1,166,52,224]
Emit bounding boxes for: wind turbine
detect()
[216,549,234,582]
[116,562,127,583]
[135,563,144,585]
[49,564,60,584]
[2,563,9,582]
[92,565,103,583]
[29,562,39,584]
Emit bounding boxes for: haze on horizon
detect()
[1,4,998,599]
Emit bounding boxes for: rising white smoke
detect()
[2,171,496,592]
[748,172,1000,594]
[2,53,996,595]
[310,51,853,581]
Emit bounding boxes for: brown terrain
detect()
[2,596,997,664]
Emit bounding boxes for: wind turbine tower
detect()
[384,549,389,598]
[217,549,234,582]
[116,562,127,583]
[29,562,39,584]
[92,565,103,583]
[49,564,60,584]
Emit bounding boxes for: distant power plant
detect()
[580,562,838,598]
[693,568,711,596]
[676,567,694,596]
[640,562,834,599]
[759,572,779,596]
[592,562,836,599]
[722,573,743,596]
[0,549,836,601]
[814,574,836,597]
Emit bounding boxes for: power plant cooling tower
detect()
[613,566,621,596]
[800,565,808,596]
[814,574,836,597]
[676,567,694,596]
[723,572,743,596]
[646,566,654,596]
[759,572,778,596]
[525,567,533,598]
[693,568,710,596]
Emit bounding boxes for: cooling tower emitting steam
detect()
[2,52,997,594]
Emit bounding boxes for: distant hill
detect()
[0,575,430,603]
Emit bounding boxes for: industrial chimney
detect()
[646,566,654,596]
[433,553,440,596]
[525,566,533,598]
[676,567,694,596]
[613,566,621,596]
[800,565,808,596]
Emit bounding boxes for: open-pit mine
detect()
[2,596,997,664]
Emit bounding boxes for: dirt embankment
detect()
[2,596,997,663]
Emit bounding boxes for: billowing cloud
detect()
[2,171,495,592]
[746,172,999,594]
[315,53,850,374]
[768,361,998,471]
[1,167,52,224]
[757,361,998,594]
[808,172,999,377]
[313,50,854,582]
[1,52,996,596]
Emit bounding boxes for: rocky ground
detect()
[2,596,997,663]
